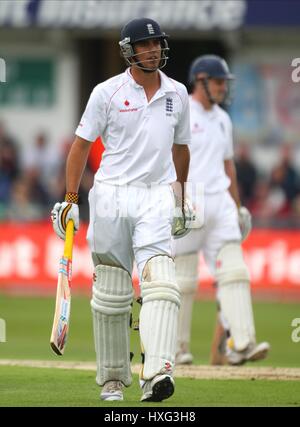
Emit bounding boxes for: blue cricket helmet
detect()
[188,55,234,85]
[119,18,169,71]
[120,17,169,44]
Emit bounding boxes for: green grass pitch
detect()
[0,295,300,406]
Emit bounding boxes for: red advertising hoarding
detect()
[0,223,299,298]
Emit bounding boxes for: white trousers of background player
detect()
[174,190,256,354]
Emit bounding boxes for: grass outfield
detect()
[1,366,300,407]
[0,295,300,406]
[1,295,300,366]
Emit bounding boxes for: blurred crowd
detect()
[0,122,93,222]
[0,122,300,228]
[236,144,300,228]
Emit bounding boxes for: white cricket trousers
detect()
[87,181,175,277]
[174,190,242,274]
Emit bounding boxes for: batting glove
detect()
[172,197,196,239]
[238,206,252,242]
[51,193,79,240]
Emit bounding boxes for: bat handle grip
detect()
[64,220,74,259]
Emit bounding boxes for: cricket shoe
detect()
[140,374,175,402]
[100,380,124,401]
[226,341,270,366]
[175,351,193,365]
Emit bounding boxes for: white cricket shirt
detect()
[76,68,190,185]
[188,97,234,194]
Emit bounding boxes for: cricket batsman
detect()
[174,55,270,366]
[51,18,191,402]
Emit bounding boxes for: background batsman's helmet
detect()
[188,55,234,86]
[119,18,169,71]
[188,54,234,105]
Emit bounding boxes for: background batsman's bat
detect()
[50,220,74,355]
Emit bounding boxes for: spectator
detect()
[6,176,44,221]
[22,132,60,188]
[270,144,299,202]
[250,178,290,227]
[0,122,20,203]
[291,194,300,227]
[22,168,50,208]
[235,143,257,207]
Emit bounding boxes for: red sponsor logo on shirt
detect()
[192,122,203,133]
[119,108,138,112]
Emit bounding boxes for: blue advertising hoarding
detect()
[0,0,299,29]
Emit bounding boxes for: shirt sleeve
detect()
[224,115,234,160]
[75,86,107,142]
[174,87,191,145]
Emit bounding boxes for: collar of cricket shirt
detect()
[126,67,175,94]
[158,70,178,94]
[190,95,218,119]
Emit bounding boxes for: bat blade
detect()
[50,256,72,355]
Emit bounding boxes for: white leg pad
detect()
[175,254,198,351]
[215,243,256,351]
[215,291,230,331]
[140,256,181,380]
[91,265,134,386]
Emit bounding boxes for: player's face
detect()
[133,39,161,70]
[207,78,227,104]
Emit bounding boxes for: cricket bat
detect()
[50,220,74,355]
